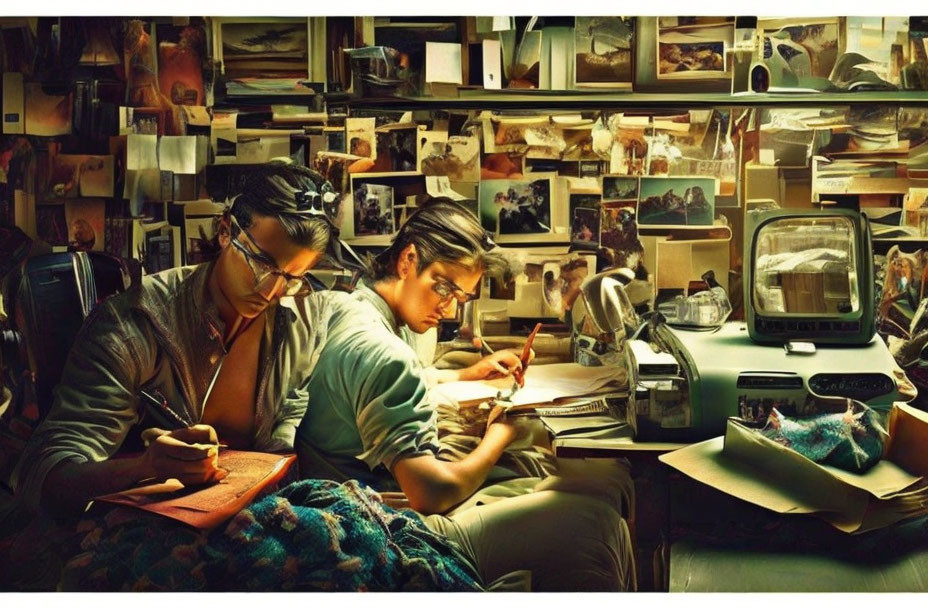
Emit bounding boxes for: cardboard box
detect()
[660,402,928,534]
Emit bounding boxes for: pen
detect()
[515,322,543,388]
[139,389,195,431]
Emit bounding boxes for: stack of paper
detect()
[660,403,928,534]
[429,362,625,407]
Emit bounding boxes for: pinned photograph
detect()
[600,203,644,270]
[575,17,634,88]
[220,19,309,79]
[185,217,221,265]
[569,193,602,249]
[637,177,716,226]
[420,134,481,181]
[158,24,207,105]
[479,177,553,235]
[657,18,733,80]
[603,176,639,201]
[65,198,106,252]
[373,127,418,172]
[481,153,524,180]
[353,183,395,236]
[761,20,840,83]
[346,117,376,159]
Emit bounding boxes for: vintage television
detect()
[744,207,875,345]
[626,207,909,442]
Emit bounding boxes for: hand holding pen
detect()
[139,390,227,485]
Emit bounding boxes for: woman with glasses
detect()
[296,198,635,591]
[10,161,350,517]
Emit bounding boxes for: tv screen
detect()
[745,208,875,345]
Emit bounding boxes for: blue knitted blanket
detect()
[58,479,482,591]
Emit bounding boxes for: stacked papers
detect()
[660,403,928,533]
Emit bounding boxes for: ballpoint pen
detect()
[139,389,227,449]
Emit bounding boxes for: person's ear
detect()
[397,243,418,279]
[217,215,232,249]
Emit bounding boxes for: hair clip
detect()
[481,232,497,251]
[294,189,327,216]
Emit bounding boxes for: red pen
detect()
[515,322,543,388]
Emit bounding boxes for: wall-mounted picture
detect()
[65,198,106,252]
[346,117,376,159]
[219,19,309,79]
[602,175,639,200]
[569,193,601,249]
[158,23,207,106]
[479,177,553,235]
[481,152,524,179]
[657,18,733,80]
[637,176,716,226]
[575,17,634,88]
[372,127,418,173]
[353,183,395,236]
[761,20,840,84]
[420,134,481,181]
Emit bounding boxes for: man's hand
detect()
[484,404,534,447]
[139,424,226,486]
[458,348,534,382]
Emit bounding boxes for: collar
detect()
[355,282,402,336]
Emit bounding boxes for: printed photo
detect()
[763,21,839,82]
[575,17,634,87]
[481,153,524,180]
[353,183,395,236]
[220,20,309,78]
[158,24,207,106]
[325,128,346,153]
[346,117,376,159]
[637,177,716,226]
[373,127,418,172]
[656,19,733,80]
[569,193,602,249]
[602,176,639,200]
[420,135,481,181]
[600,203,644,270]
[65,198,106,252]
[479,178,553,235]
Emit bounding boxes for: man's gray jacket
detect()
[11,262,346,511]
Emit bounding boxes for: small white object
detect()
[784,341,817,355]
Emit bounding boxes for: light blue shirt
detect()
[296,285,440,489]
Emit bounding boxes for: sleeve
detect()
[352,337,441,471]
[267,382,308,452]
[10,301,149,511]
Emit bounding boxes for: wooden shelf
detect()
[345,90,928,110]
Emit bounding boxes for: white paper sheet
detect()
[429,362,624,406]
[158,136,197,174]
[425,42,463,85]
[126,134,159,171]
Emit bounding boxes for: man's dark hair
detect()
[229,161,331,252]
[368,197,507,281]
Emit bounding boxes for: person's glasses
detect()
[229,215,314,298]
[432,276,478,304]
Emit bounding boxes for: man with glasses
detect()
[296,198,635,591]
[10,162,351,516]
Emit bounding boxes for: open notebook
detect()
[429,362,626,407]
[93,450,296,530]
